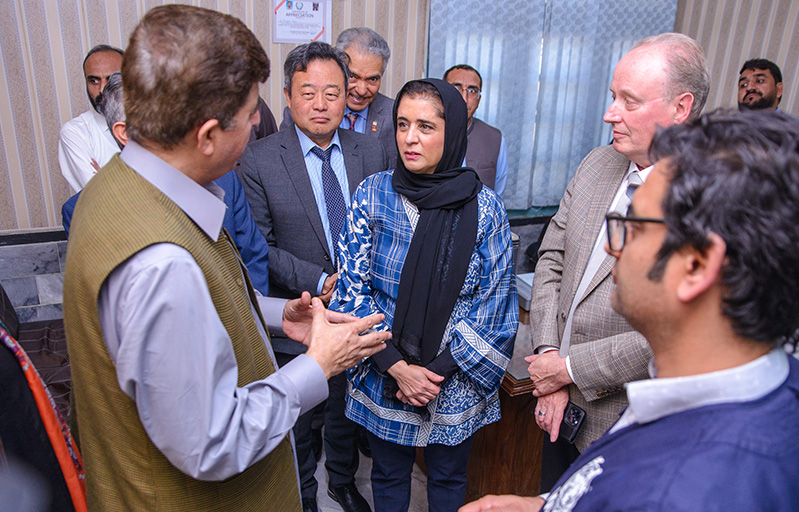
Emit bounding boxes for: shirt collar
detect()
[624,348,789,426]
[625,160,654,182]
[345,104,369,119]
[119,140,227,241]
[295,125,341,157]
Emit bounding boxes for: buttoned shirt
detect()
[340,105,370,133]
[97,140,328,482]
[58,108,121,192]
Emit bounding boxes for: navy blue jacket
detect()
[545,355,799,511]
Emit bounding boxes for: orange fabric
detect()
[0,326,86,512]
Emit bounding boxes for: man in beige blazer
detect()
[526,33,710,489]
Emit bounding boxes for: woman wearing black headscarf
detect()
[330,79,518,511]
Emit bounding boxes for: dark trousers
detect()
[276,352,359,499]
[367,431,473,512]
[540,437,580,493]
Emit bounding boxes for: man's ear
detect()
[283,87,291,110]
[196,118,220,157]
[673,92,694,124]
[777,82,784,103]
[112,122,129,146]
[676,232,726,303]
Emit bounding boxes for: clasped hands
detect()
[387,360,444,407]
[282,291,391,379]
[526,351,572,441]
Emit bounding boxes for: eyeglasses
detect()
[452,84,481,96]
[605,212,665,252]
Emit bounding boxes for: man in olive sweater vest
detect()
[62,6,389,511]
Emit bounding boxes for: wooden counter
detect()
[465,308,543,501]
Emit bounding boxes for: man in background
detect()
[58,44,123,192]
[61,72,272,296]
[444,64,508,197]
[282,27,397,169]
[461,109,799,511]
[240,42,388,512]
[738,58,784,112]
[64,6,389,510]
[525,33,709,489]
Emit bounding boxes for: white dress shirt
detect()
[97,140,328,481]
[58,108,120,192]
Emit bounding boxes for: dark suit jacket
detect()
[280,92,397,169]
[239,126,389,354]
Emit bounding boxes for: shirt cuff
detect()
[317,272,328,296]
[565,355,575,382]
[278,354,329,415]
[537,345,559,354]
[371,343,404,373]
[256,296,288,336]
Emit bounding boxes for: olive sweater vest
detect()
[465,117,502,189]
[63,156,300,512]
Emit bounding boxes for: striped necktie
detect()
[345,112,358,130]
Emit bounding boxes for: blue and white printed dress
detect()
[330,170,519,447]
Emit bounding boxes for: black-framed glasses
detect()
[605,212,665,252]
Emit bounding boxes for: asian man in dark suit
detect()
[281,27,397,169]
[239,42,388,512]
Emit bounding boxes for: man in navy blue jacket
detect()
[62,72,274,295]
[462,110,799,511]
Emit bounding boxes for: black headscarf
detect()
[387,78,483,372]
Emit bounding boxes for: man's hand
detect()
[525,351,572,396]
[282,291,366,344]
[459,494,545,512]
[387,361,444,407]
[534,387,570,442]
[319,272,338,304]
[303,296,390,379]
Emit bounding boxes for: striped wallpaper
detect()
[2,0,797,232]
[0,0,429,232]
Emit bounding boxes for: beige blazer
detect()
[530,144,652,452]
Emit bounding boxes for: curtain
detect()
[427,0,678,209]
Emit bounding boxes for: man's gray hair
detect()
[335,27,390,73]
[102,72,125,130]
[634,33,710,122]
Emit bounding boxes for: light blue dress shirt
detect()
[96,141,328,482]
[295,126,351,294]
[340,105,370,133]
